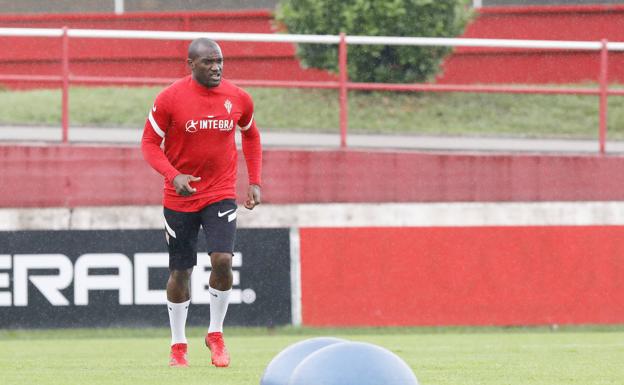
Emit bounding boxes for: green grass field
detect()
[1,85,624,139]
[1,326,623,385]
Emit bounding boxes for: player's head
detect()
[187,38,223,88]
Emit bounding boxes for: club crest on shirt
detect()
[224,99,232,114]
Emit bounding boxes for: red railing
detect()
[0,27,623,153]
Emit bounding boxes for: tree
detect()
[276,0,472,83]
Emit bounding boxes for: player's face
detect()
[189,44,223,88]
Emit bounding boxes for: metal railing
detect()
[0,27,623,153]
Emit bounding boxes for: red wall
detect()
[0,10,334,89]
[260,149,624,203]
[0,144,161,207]
[4,6,624,88]
[2,145,624,207]
[438,5,624,84]
[300,226,624,326]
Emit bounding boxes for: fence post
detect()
[339,32,348,148]
[599,39,608,155]
[114,0,125,14]
[61,26,70,144]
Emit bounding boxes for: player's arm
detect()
[141,95,200,196]
[239,93,262,210]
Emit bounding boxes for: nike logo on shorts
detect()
[217,209,235,217]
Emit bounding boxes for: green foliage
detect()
[275,0,472,83]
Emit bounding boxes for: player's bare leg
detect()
[167,268,192,367]
[205,252,232,367]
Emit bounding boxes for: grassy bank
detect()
[1,85,623,138]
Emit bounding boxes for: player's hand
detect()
[244,184,261,210]
[173,174,201,196]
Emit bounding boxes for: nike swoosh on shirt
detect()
[152,105,157,112]
[218,209,235,217]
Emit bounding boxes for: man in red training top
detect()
[141,38,262,368]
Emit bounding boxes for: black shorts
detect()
[163,199,237,270]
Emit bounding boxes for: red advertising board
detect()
[300,226,624,326]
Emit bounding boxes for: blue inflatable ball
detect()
[287,341,419,385]
[260,337,347,385]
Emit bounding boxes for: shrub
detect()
[275,0,472,83]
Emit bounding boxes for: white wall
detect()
[4,201,624,230]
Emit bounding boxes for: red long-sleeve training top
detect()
[141,76,262,212]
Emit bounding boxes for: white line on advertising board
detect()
[289,227,302,327]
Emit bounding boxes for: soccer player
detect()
[141,38,262,368]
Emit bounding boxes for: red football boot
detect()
[169,343,188,367]
[205,332,230,367]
